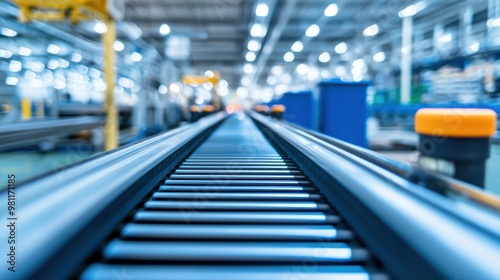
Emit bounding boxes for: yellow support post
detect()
[21,98,31,120]
[102,18,118,150]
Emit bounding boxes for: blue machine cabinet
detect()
[318,79,370,148]
[281,90,314,129]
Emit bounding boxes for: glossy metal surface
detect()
[152,192,321,200]
[251,111,500,279]
[103,240,366,262]
[134,211,340,224]
[158,185,317,192]
[121,224,349,240]
[82,265,372,280]
[0,114,227,280]
[145,200,329,211]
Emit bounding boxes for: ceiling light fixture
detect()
[305,24,320,37]
[363,24,379,37]
[248,40,261,51]
[335,42,347,54]
[398,1,427,18]
[319,52,331,63]
[114,41,125,52]
[291,41,303,52]
[246,52,256,62]
[256,3,269,17]
[159,24,171,35]
[284,51,295,62]
[243,63,254,74]
[18,46,31,56]
[373,52,386,62]
[251,23,266,37]
[324,4,339,17]
[71,53,83,63]
[47,44,60,54]
[1,27,17,37]
[93,22,107,34]
[131,52,142,62]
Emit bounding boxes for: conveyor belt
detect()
[80,115,388,279]
[4,112,500,280]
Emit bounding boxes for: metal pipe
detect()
[252,0,298,84]
[400,16,413,104]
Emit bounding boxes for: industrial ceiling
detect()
[0,0,492,92]
[124,0,489,88]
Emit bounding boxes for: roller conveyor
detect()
[2,112,500,280]
[81,115,384,279]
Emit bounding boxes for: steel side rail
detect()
[284,120,500,212]
[0,113,226,280]
[250,111,500,280]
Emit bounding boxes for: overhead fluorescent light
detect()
[363,24,379,37]
[324,4,339,17]
[319,52,331,63]
[284,51,295,62]
[469,42,480,53]
[241,76,251,86]
[352,59,365,68]
[251,23,266,37]
[9,60,22,72]
[291,41,303,52]
[158,85,168,94]
[94,22,108,34]
[335,66,346,76]
[0,49,13,59]
[487,18,500,27]
[1,27,17,37]
[296,64,309,75]
[335,42,347,54]
[131,52,142,62]
[71,53,83,63]
[438,33,453,44]
[305,24,320,37]
[256,3,269,17]
[159,24,171,35]
[5,77,18,86]
[398,1,427,18]
[373,52,386,62]
[114,41,125,52]
[243,63,254,74]
[248,40,261,51]
[18,46,32,56]
[246,52,256,62]
[47,44,60,55]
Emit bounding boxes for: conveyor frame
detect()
[1,111,499,280]
[251,111,500,280]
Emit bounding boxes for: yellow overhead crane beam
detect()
[182,71,221,110]
[12,0,124,151]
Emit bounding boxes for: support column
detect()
[400,16,413,104]
[103,19,118,150]
[460,5,473,51]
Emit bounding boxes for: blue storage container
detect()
[281,90,314,129]
[318,79,370,148]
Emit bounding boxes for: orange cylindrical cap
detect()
[271,104,286,113]
[254,105,270,112]
[415,108,497,138]
[202,105,215,112]
[190,105,200,112]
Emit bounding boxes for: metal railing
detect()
[0,113,226,280]
[250,111,500,279]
